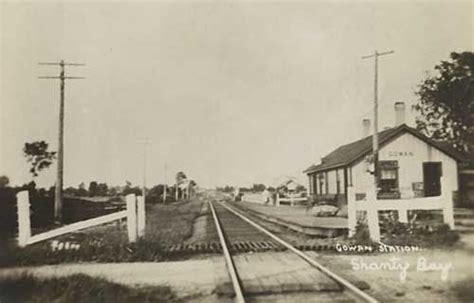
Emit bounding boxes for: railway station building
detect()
[304,103,465,215]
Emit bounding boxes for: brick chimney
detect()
[362,119,371,138]
[395,102,406,126]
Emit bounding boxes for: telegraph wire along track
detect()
[208,200,379,303]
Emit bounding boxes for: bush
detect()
[350,214,460,248]
[351,223,377,247]
[380,215,460,247]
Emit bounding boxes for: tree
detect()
[107,186,120,196]
[251,184,266,192]
[123,181,142,196]
[295,185,306,192]
[77,182,88,196]
[188,180,197,197]
[222,185,234,193]
[23,141,56,179]
[0,176,9,188]
[146,184,165,203]
[97,183,108,196]
[88,181,98,197]
[175,171,187,184]
[414,52,474,160]
[64,186,78,196]
[175,172,187,200]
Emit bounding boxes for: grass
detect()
[0,199,204,267]
[144,199,204,245]
[452,277,474,302]
[0,274,175,303]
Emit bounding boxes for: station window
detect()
[318,173,325,195]
[378,161,399,196]
[312,174,318,195]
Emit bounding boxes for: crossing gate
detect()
[16,191,146,247]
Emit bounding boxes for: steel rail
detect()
[209,201,246,303]
[218,201,379,303]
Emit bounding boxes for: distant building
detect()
[304,103,466,212]
[273,177,305,196]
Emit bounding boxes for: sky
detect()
[0,0,472,189]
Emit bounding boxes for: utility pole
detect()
[163,163,167,203]
[176,182,179,201]
[361,50,394,190]
[362,50,394,242]
[39,60,85,222]
[142,139,149,203]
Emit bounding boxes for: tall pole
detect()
[176,182,179,201]
[142,140,148,203]
[361,50,393,242]
[163,163,167,203]
[56,61,65,222]
[374,53,378,175]
[39,60,85,222]
[362,50,394,191]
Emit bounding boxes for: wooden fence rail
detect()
[347,185,455,241]
[17,191,145,247]
[276,194,307,207]
[243,192,307,207]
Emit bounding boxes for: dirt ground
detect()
[315,245,473,302]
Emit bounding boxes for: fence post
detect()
[366,185,381,242]
[137,195,146,238]
[17,191,31,247]
[290,194,294,207]
[443,190,455,229]
[347,187,357,237]
[126,194,138,243]
[163,184,167,203]
[276,193,280,207]
[398,203,408,223]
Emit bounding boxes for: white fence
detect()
[276,194,307,206]
[243,192,307,206]
[347,185,455,241]
[16,191,146,247]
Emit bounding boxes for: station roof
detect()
[304,124,466,174]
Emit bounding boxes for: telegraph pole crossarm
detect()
[38,60,85,222]
[39,76,85,79]
[39,62,86,66]
[361,50,394,59]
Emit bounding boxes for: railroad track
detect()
[209,200,379,303]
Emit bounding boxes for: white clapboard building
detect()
[304,102,465,214]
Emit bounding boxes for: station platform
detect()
[233,201,348,237]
